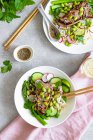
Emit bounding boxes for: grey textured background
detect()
[0,0,93,139]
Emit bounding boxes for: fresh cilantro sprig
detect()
[62,96,67,102]
[89,3,93,14]
[0,0,35,22]
[0,60,12,73]
[76,35,84,43]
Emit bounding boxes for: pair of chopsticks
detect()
[4,0,48,51]
[63,86,93,98]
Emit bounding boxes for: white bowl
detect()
[13,45,33,62]
[14,66,75,128]
[43,0,93,54]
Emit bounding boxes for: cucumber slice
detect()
[31,72,43,82]
[62,79,71,88]
[75,28,85,36]
[50,77,61,84]
[62,85,70,93]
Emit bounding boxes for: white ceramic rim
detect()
[13,45,33,62]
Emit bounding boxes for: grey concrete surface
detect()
[0,0,93,139]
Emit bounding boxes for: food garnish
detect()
[22,72,71,125]
[0,60,12,73]
[0,0,35,22]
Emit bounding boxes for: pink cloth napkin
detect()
[1,53,93,140]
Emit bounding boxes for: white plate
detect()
[14,66,75,128]
[43,0,93,54]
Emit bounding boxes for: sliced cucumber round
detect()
[31,72,43,82]
[50,77,62,84]
[62,79,71,88]
[62,85,70,93]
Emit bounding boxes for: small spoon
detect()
[38,3,61,41]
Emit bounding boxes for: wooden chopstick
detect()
[4,0,48,51]
[63,86,93,98]
[68,89,93,98]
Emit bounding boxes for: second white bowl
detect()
[14,66,75,128]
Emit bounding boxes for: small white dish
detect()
[13,45,33,62]
[14,66,76,128]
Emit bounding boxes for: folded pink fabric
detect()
[1,53,93,140]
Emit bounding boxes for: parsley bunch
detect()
[0,0,35,22]
[0,60,12,73]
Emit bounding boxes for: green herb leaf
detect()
[22,80,30,100]
[0,60,12,73]
[91,8,93,14]
[55,112,60,118]
[85,19,92,27]
[36,82,43,89]
[3,60,10,66]
[24,100,33,109]
[0,9,3,19]
[56,33,61,40]
[62,96,67,102]
[1,66,9,73]
[8,64,12,71]
[55,81,62,87]
[0,0,35,22]
[15,0,35,11]
[76,35,84,42]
